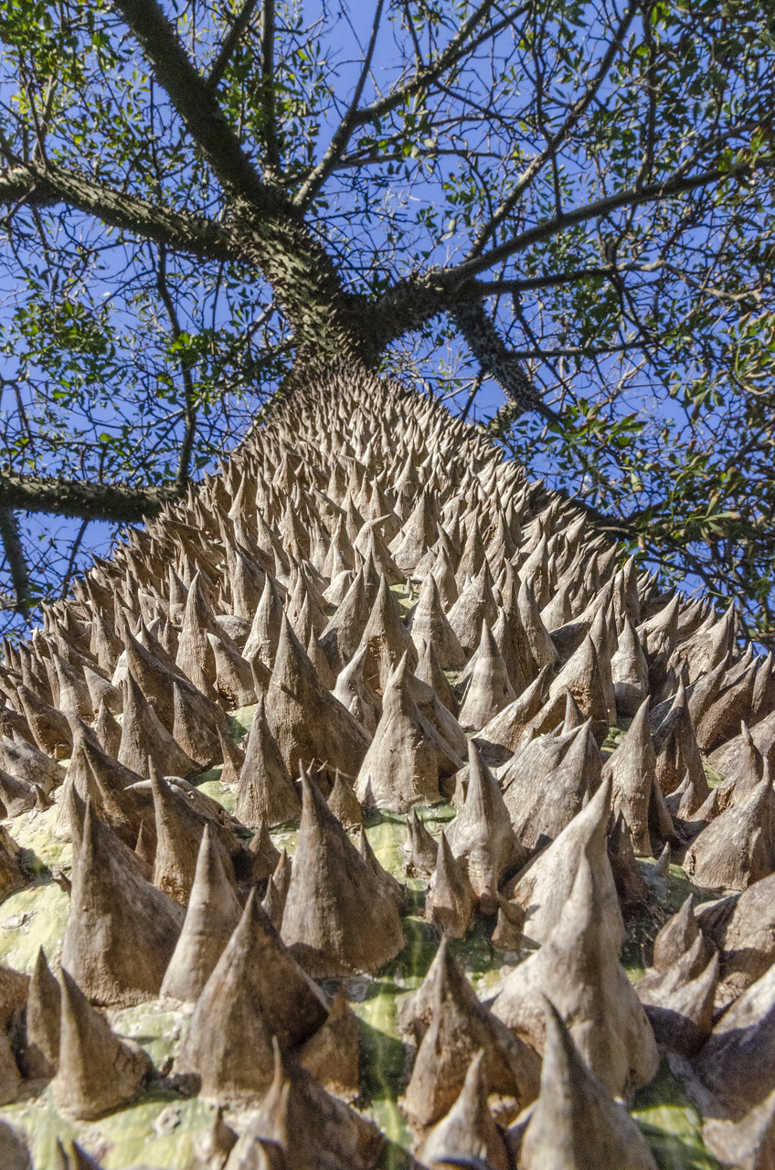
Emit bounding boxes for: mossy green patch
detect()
[415,802,456,829]
[109,1002,188,1073]
[703,762,725,789]
[354,984,413,1170]
[0,983,205,1167]
[363,811,409,878]
[0,881,69,972]
[390,584,416,619]
[2,1085,215,1170]
[665,864,719,913]
[348,804,722,1170]
[5,804,71,874]
[271,823,299,855]
[229,705,256,738]
[0,703,725,1168]
[632,1065,723,1170]
[196,776,236,815]
[603,724,625,753]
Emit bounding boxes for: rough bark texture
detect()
[0,368,771,1169]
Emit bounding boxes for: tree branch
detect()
[0,158,354,346]
[0,163,243,265]
[113,0,364,353]
[207,0,262,90]
[260,0,280,172]
[113,0,290,213]
[495,422,638,541]
[294,0,385,207]
[60,519,89,600]
[496,339,650,359]
[349,1,523,128]
[370,154,774,345]
[474,259,661,296]
[634,2,658,190]
[154,244,198,491]
[453,299,559,422]
[0,473,182,523]
[450,155,775,284]
[469,0,638,258]
[0,508,30,614]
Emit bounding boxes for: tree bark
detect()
[0,474,182,524]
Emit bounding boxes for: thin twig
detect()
[260,0,280,171]
[154,244,198,490]
[294,0,385,207]
[0,508,31,614]
[207,0,262,90]
[60,518,89,600]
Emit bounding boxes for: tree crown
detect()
[0,0,773,635]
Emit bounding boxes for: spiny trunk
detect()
[230,203,382,370]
